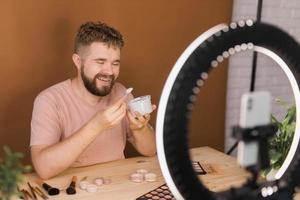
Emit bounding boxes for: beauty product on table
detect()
[192,161,207,175]
[130,169,157,183]
[130,173,144,183]
[66,176,77,195]
[93,177,104,186]
[17,186,26,200]
[27,182,38,200]
[79,176,97,193]
[20,189,31,200]
[79,176,89,190]
[79,180,90,190]
[39,181,60,196]
[136,183,175,200]
[86,184,98,193]
[34,186,49,200]
[144,173,157,182]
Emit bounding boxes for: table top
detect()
[19,146,299,200]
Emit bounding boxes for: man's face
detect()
[79,42,121,96]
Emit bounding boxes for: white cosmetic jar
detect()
[128,95,152,116]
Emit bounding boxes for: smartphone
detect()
[239,91,271,128]
[237,91,271,167]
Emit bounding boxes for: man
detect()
[30,21,156,179]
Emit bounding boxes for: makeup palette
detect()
[136,184,175,200]
[192,161,207,175]
[136,161,206,199]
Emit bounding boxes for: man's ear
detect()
[72,53,81,70]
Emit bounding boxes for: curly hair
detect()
[74,21,124,54]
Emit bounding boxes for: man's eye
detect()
[113,62,120,66]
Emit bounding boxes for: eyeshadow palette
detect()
[192,161,207,175]
[136,161,206,200]
[136,184,175,200]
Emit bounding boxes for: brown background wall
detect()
[0,0,233,165]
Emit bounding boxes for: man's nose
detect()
[101,63,114,75]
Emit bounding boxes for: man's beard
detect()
[81,65,115,97]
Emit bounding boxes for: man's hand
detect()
[93,96,128,132]
[127,105,156,130]
[126,104,157,156]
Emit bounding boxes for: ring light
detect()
[156,20,300,199]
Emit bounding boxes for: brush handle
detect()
[70,176,77,187]
[66,176,77,195]
[27,182,38,199]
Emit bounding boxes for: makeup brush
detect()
[17,186,25,200]
[36,180,60,196]
[27,182,38,200]
[35,186,48,198]
[66,176,77,195]
[125,87,133,95]
[34,186,49,200]
[21,189,32,200]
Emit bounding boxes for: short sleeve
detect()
[30,93,62,147]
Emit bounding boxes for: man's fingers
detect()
[126,111,136,122]
[152,104,157,112]
[109,96,127,112]
[111,109,127,126]
[134,112,151,124]
[144,114,151,121]
[127,111,143,125]
[134,112,146,123]
[107,102,127,123]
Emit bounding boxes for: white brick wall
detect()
[225,0,300,154]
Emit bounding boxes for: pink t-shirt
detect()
[30,79,134,167]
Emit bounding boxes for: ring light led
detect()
[156,20,300,199]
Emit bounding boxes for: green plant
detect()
[0,146,31,200]
[262,99,296,177]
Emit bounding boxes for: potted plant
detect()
[0,146,31,200]
[262,99,296,179]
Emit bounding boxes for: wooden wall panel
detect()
[0,0,233,165]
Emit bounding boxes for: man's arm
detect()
[31,98,127,180]
[126,106,157,156]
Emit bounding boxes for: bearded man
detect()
[30,21,156,179]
